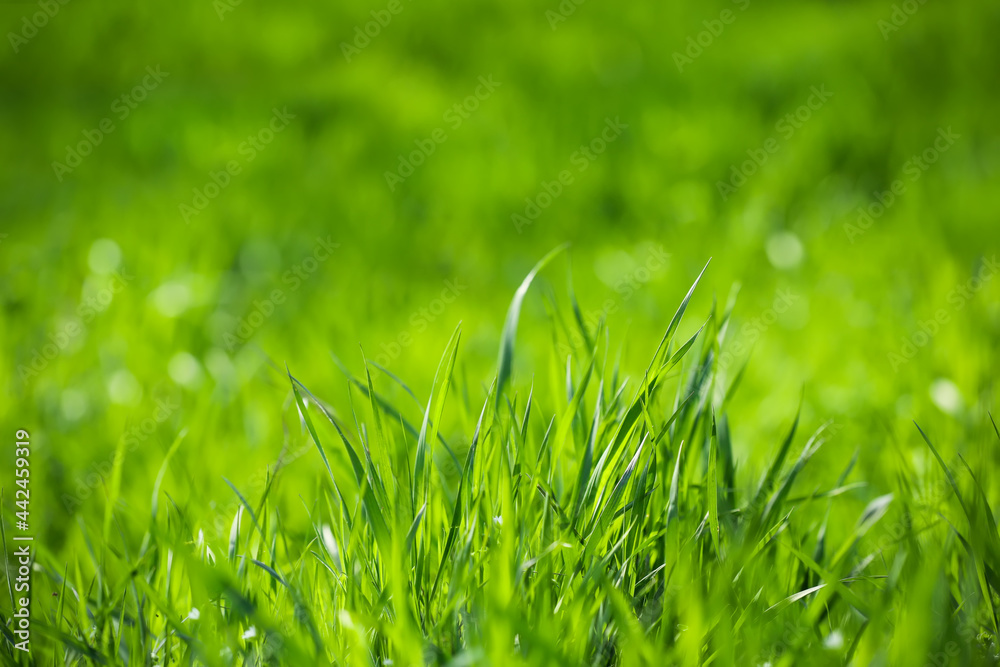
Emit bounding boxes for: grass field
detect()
[2,0,1000,664]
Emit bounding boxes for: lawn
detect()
[1,0,999,664]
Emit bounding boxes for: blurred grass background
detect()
[1,0,998,557]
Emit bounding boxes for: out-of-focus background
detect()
[1,0,997,555]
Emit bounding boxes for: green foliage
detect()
[4,257,999,665]
[2,0,999,664]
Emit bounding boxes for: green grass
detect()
[4,255,999,666]
[3,0,998,663]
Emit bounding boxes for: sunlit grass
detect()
[4,254,999,666]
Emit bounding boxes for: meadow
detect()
[1,0,999,664]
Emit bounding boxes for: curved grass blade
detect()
[708,414,722,561]
[290,371,390,553]
[150,429,187,522]
[587,437,646,544]
[497,244,569,404]
[413,323,462,509]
